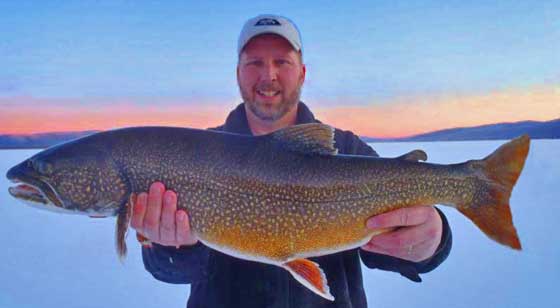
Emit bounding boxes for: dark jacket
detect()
[142,102,452,308]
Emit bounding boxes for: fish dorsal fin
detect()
[283,258,334,301]
[115,193,135,262]
[270,123,338,155]
[395,149,428,162]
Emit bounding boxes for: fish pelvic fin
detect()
[460,134,530,250]
[116,193,136,262]
[270,123,338,155]
[283,258,334,301]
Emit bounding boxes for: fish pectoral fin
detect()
[136,232,153,248]
[115,193,135,262]
[395,149,428,162]
[283,258,334,301]
[270,123,338,156]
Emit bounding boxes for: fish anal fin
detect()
[283,258,334,301]
[270,123,338,155]
[396,149,428,162]
[116,193,135,262]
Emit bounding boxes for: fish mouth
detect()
[8,177,63,207]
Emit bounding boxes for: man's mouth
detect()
[256,90,281,97]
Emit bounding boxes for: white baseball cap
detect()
[238,14,303,56]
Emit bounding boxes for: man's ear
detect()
[300,63,306,85]
[236,65,240,84]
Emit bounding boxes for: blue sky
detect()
[1,0,558,103]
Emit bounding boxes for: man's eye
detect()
[276,59,290,65]
[247,60,262,66]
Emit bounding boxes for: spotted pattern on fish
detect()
[7,125,529,301]
[102,129,500,260]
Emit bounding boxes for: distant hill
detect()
[363,118,560,142]
[0,118,558,149]
[0,131,99,149]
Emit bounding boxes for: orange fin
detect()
[283,258,334,301]
[461,134,529,250]
[136,232,153,248]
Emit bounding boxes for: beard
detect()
[240,83,302,122]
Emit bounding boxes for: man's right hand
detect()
[130,182,198,247]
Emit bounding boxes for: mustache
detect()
[256,83,282,92]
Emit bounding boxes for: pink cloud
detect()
[1,85,559,137]
[313,85,560,137]
[0,97,231,134]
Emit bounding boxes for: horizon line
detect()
[1,116,557,139]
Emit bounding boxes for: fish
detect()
[6,123,529,301]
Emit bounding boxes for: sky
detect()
[1,0,559,137]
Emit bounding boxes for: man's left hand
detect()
[361,206,442,262]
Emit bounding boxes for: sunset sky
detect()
[1,1,559,137]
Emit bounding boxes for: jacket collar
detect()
[221,102,317,135]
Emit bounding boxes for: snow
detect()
[1,140,558,307]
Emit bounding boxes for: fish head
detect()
[6,139,129,217]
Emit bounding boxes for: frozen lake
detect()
[1,140,558,308]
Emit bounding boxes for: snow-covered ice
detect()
[1,139,558,307]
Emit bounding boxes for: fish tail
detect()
[458,134,530,250]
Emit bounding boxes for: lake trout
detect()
[6,123,529,301]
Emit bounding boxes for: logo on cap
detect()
[255,18,281,26]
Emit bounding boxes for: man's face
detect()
[237,34,306,122]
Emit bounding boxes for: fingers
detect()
[362,206,443,262]
[176,210,197,246]
[365,216,438,250]
[176,211,189,244]
[160,190,177,244]
[130,192,147,232]
[366,205,433,229]
[363,237,436,262]
[129,182,198,247]
[143,182,165,242]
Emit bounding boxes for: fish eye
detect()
[40,162,54,175]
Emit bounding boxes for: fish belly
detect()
[184,187,381,264]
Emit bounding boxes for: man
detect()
[131,14,452,307]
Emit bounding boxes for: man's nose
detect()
[261,62,278,81]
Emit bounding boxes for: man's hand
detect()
[361,206,442,262]
[130,182,198,247]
